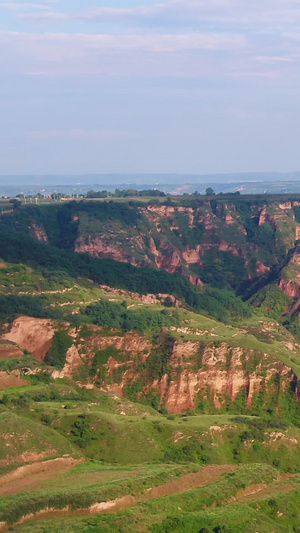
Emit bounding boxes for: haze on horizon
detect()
[1,0,300,177]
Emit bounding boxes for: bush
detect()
[71,414,92,448]
[44,330,73,368]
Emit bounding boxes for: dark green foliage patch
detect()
[44,330,73,368]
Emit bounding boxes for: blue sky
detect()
[1,0,300,175]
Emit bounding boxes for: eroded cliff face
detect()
[3,318,297,415]
[80,335,299,414]
[15,199,300,290]
[279,278,300,299]
[0,370,29,390]
[279,247,300,300]
[30,223,48,243]
[75,235,147,267]
[160,341,292,414]
[72,200,299,285]
[2,317,55,361]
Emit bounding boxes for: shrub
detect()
[44,330,73,369]
[71,414,92,448]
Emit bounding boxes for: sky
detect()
[1,0,300,176]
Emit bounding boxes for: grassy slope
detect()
[13,491,300,533]
[0,410,79,466]
[1,259,299,376]
[2,457,300,532]
[0,363,299,531]
[1,383,300,469]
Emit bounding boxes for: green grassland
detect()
[1,382,300,470]
[12,489,300,533]
[0,409,79,467]
[0,378,300,531]
[0,365,298,531]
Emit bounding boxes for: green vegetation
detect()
[0,194,293,298]
[91,346,122,370]
[12,488,300,533]
[195,250,248,290]
[45,330,73,368]
[0,232,251,322]
[84,300,180,333]
[249,283,291,319]
[70,414,93,448]
[0,376,299,531]
[0,409,79,465]
[0,195,300,532]
[0,294,63,321]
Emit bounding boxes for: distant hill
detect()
[1,171,300,196]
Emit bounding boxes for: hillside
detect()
[1,195,299,284]
[0,195,300,532]
[2,195,300,326]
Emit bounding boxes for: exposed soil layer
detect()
[143,464,236,500]
[2,317,55,361]
[0,343,23,360]
[235,480,295,502]
[0,465,298,532]
[0,371,29,390]
[0,457,82,496]
[0,464,237,531]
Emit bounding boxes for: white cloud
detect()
[0,29,247,53]
[1,1,300,83]
[27,128,135,141]
[0,29,249,80]
[1,26,299,82]
[17,0,300,29]
[254,55,295,64]
[0,0,56,10]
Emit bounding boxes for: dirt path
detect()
[223,473,297,505]
[235,481,295,502]
[2,465,295,532]
[0,457,82,496]
[89,464,237,515]
[143,464,236,501]
[0,464,237,531]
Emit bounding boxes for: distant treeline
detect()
[86,188,166,198]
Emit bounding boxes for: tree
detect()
[71,414,92,448]
[205,187,215,196]
[9,199,22,208]
[44,330,72,368]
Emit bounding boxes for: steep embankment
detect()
[2,317,299,416]
[249,244,300,322]
[2,317,55,361]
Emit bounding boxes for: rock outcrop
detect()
[2,317,55,361]
[1,318,298,414]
